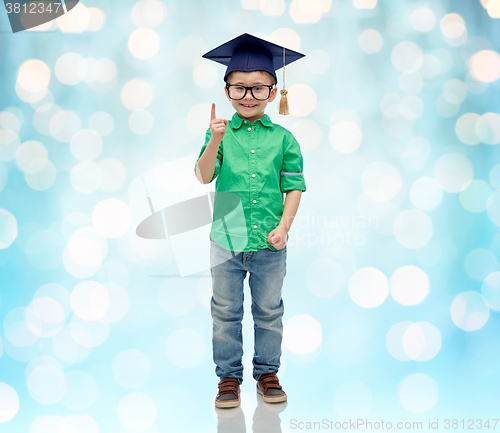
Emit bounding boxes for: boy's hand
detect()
[267,227,287,250]
[210,103,228,144]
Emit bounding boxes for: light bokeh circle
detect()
[0,383,19,422]
[482,272,500,311]
[394,209,433,249]
[348,267,388,308]
[61,370,97,410]
[389,266,430,306]
[329,120,362,153]
[409,177,443,210]
[288,84,317,117]
[451,291,490,331]
[469,50,500,83]
[112,349,151,388]
[487,190,500,227]
[411,7,435,32]
[459,180,493,213]
[26,364,67,405]
[398,373,439,413]
[117,392,157,432]
[92,198,132,238]
[386,321,442,362]
[361,161,402,202]
[434,153,473,193]
[70,281,109,321]
[129,28,161,59]
[359,29,383,54]
[391,42,424,73]
[283,314,322,354]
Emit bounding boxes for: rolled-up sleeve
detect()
[194,127,223,183]
[280,131,306,193]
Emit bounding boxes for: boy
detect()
[194,33,306,408]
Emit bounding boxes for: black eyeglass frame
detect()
[225,84,275,101]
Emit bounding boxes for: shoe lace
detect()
[259,373,282,393]
[218,378,239,397]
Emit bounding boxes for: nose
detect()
[243,89,255,100]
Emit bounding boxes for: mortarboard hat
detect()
[202,33,306,115]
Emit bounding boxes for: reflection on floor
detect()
[215,391,287,433]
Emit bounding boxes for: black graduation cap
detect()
[202,33,306,115]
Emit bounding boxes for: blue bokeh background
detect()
[1,0,500,432]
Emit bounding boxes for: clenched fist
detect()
[210,103,228,144]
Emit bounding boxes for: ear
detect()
[268,86,278,103]
[224,86,231,101]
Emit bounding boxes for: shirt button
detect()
[251,149,255,153]
[253,225,257,229]
[244,120,247,123]
[253,200,256,203]
[252,174,256,178]
[247,127,251,131]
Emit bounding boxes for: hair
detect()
[225,70,277,86]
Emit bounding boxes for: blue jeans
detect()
[210,237,287,384]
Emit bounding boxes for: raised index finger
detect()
[211,103,216,121]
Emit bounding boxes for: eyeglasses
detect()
[225,84,274,101]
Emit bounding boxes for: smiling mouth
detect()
[241,104,257,108]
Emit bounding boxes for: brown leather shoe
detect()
[256,373,287,403]
[215,377,241,408]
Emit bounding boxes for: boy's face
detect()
[225,71,278,123]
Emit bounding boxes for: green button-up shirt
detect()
[194,112,306,252]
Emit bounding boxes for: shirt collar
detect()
[230,112,273,129]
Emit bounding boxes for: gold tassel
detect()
[279,89,289,115]
[278,46,289,115]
